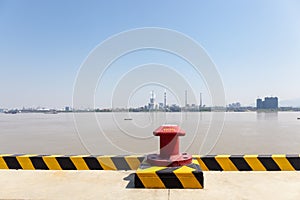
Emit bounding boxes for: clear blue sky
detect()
[1,0,300,109]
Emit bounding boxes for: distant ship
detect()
[124,118,132,120]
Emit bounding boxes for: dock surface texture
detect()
[0,170,300,200]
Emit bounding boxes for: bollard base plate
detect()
[146,153,192,167]
[134,158,203,189]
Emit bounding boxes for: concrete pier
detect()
[0,170,300,199]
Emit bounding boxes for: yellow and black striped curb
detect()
[134,159,203,189]
[0,154,144,170]
[196,155,300,171]
[0,154,300,171]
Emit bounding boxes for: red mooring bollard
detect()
[146,125,192,167]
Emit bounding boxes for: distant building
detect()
[159,103,164,109]
[228,102,241,109]
[65,106,71,111]
[170,104,181,112]
[256,97,278,110]
[264,97,278,109]
[256,98,263,109]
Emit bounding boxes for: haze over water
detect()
[0,112,299,155]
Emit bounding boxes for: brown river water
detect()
[0,112,299,155]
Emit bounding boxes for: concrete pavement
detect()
[0,170,300,199]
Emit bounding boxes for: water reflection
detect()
[256,111,278,120]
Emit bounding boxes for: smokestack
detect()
[200,92,202,108]
[185,90,188,107]
[164,90,167,108]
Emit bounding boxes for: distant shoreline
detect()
[1,109,300,114]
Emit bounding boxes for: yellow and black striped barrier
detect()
[196,154,300,171]
[134,159,203,189]
[0,154,299,171]
[0,154,144,170]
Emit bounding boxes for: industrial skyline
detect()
[144,90,205,112]
[2,91,300,113]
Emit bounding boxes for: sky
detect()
[1,0,300,109]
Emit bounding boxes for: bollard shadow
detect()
[123,173,135,189]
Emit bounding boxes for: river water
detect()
[0,112,299,155]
